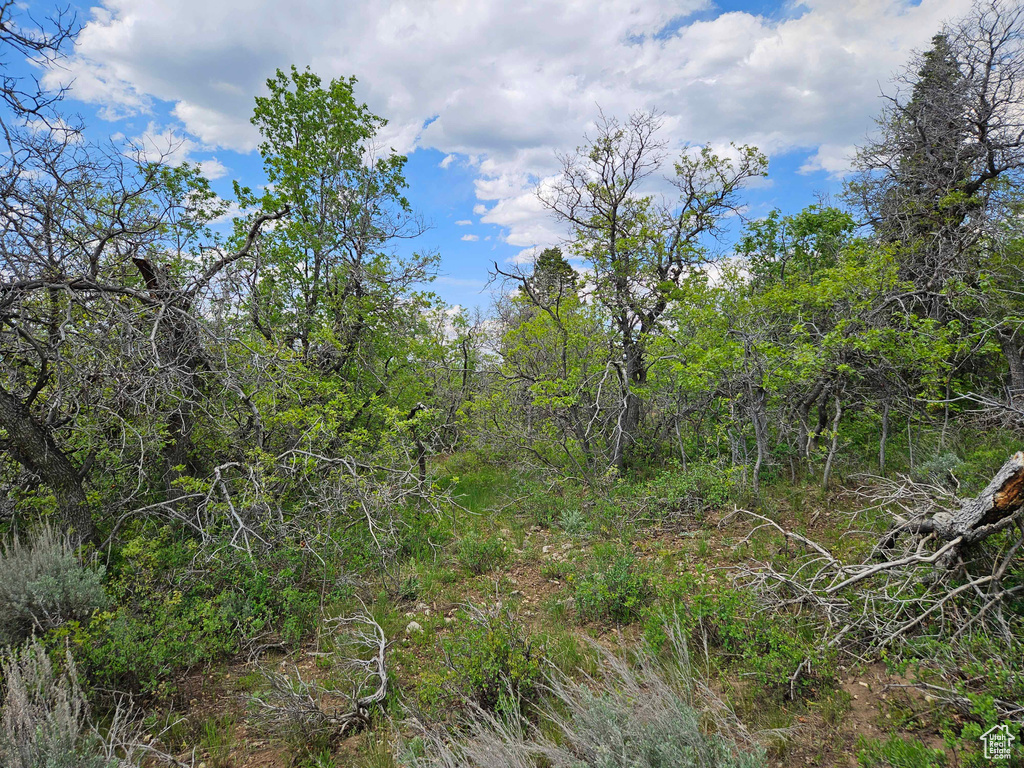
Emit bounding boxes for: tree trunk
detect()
[929,452,1024,544]
[796,381,825,460]
[0,383,95,542]
[998,330,1024,409]
[889,453,1024,567]
[821,395,843,490]
[879,398,890,474]
[749,384,768,493]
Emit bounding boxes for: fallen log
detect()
[928,451,1024,543]
[883,452,1024,566]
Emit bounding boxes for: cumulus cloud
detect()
[129,123,230,179]
[50,0,973,247]
[461,234,479,242]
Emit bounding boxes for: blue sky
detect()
[13,0,974,311]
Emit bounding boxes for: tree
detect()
[851,2,1024,286]
[244,67,433,363]
[849,1,1024,415]
[0,10,285,539]
[493,249,612,475]
[539,110,766,470]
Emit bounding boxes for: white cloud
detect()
[199,158,229,180]
[454,219,472,226]
[461,234,479,242]
[51,0,973,246]
[129,123,230,179]
[799,143,858,177]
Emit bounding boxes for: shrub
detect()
[650,573,836,695]
[857,734,946,768]
[410,619,764,768]
[438,606,542,717]
[913,452,964,491]
[0,527,107,645]
[456,533,508,575]
[57,526,328,696]
[557,505,587,534]
[572,544,652,624]
[0,637,143,768]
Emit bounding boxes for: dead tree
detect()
[725,453,1024,716]
[885,451,1024,563]
[251,612,389,741]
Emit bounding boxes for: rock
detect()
[415,602,429,611]
[406,621,424,635]
[542,545,552,554]
[444,616,455,624]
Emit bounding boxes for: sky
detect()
[14,0,976,311]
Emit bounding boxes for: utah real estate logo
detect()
[981,723,1015,761]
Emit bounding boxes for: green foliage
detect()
[856,734,946,768]
[432,608,543,718]
[199,714,237,768]
[456,532,508,575]
[53,525,333,695]
[912,452,964,490]
[410,620,765,768]
[648,572,835,694]
[0,527,107,646]
[572,544,653,624]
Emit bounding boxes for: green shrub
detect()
[572,544,652,624]
[558,505,587,534]
[648,573,835,695]
[0,527,107,645]
[913,452,963,491]
[638,462,734,519]
[857,734,946,767]
[55,525,330,695]
[437,606,542,717]
[457,533,508,575]
[411,620,764,768]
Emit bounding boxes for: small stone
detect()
[444,616,454,624]
[542,545,552,554]
[406,621,424,635]
[416,602,429,611]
